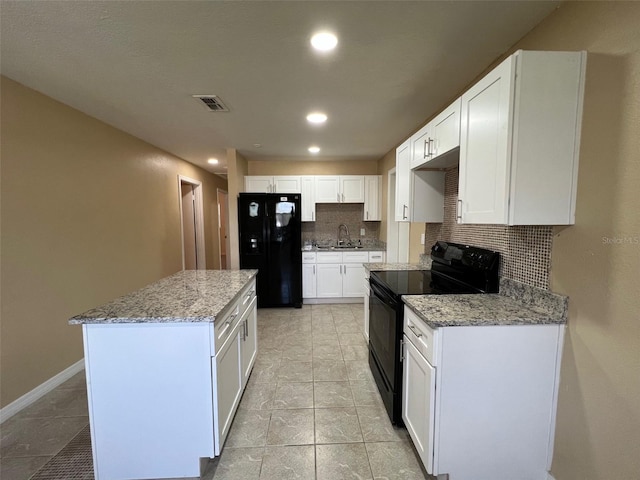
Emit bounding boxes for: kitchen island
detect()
[69,269,258,480]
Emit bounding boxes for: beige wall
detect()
[248,158,378,176]
[408,223,425,263]
[0,77,227,408]
[227,148,248,269]
[512,3,640,479]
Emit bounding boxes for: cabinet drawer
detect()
[317,252,343,263]
[239,282,256,313]
[404,306,438,366]
[214,280,255,355]
[302,252,316,263]
[343,251,369,263]
[368,251,384,262]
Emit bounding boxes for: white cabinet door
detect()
[302,263,317,299]
[244,176,273,193]
[240,299,258,387]
[364,175,381,221]
[395,139,411,221]
[402,335,436,474]
[340,176,365,203]
[432,98,461,159]
[343,263,365,297]
[214,327,242,452]
[459,55,514,225]
[300,176,316,221]
[316,264,342,297]
[315,176,341,203]
[274,176,301,193]
[410,123,433,169]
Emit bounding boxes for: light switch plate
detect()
[360,228,365,236]
[420,233,425,245]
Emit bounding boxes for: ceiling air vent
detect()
[192,95,229,112]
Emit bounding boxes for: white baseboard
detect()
[0,358,85,424]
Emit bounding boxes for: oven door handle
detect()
[370,281,398,309]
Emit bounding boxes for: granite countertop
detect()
[303,246,386,252]
[403,278,567,328]
[69,269,258,325]
[364,262,428,272]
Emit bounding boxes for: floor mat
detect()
[30,425,93,480]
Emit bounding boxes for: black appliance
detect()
[368,241,500,424]
[238,193,302,308]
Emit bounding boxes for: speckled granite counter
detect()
[403,294,566,328]
[69,269,258,324]
[303,246,386,252]
[364,262,428,272]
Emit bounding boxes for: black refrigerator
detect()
[238,193,302,308]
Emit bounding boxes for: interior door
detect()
[181,182,197,269]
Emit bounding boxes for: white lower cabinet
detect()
[402,305,565,480]
[402,333,436,473]
[304,251,383,302]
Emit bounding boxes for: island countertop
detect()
[402,293,566,329]
[69,269,258,325]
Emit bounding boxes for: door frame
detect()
[178,175,206,270]
[217,188,230,270]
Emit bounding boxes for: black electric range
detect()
[368,241,500,424]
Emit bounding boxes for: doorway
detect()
[178,175,206,270]
[387,168,409,263]
[217,189,230,270]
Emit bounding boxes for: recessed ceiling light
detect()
[253,143,262,148]
[311,32,338,52]
[308,146,321,154]
[306,112,327,124]
[207,158,219,165]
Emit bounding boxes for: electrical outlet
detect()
[420,233,425,245]
[360,228,365,236]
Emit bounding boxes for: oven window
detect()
[369,289,398,386]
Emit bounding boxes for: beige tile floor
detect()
[0,303,430,480]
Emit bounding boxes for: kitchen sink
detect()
[315,245,363,250]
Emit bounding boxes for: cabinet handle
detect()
[312,211,314,221]
[408,324,423,338]
[400,339,405,362]
[457,199,463,221]
[428,138,434,157]
[402,204,408,220]
[423,139,429,159]
[244,318,249,339]
[366,211,369,220]
[313,265,316,274]
[337,193,340,202]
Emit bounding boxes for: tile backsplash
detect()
[302,203,382,246]
[424,167,553,289]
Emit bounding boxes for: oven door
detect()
[368,279,400,390]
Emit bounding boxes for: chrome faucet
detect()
[337,224,351,246]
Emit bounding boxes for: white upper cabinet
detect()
[364,175,382,221]
[244,176,301,193]
[244,176,273,193]
[431,98,461,163]
[396,140,412,221]
[458,50,586,225]
[300,176,316,222]
[315,175,365,203]
[396,139,445,223]
[340,176,365,203]
[409,98,461,170]
[315,176,341,203]
[273,176,301,193]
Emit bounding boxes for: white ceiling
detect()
[1,1,560,174]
